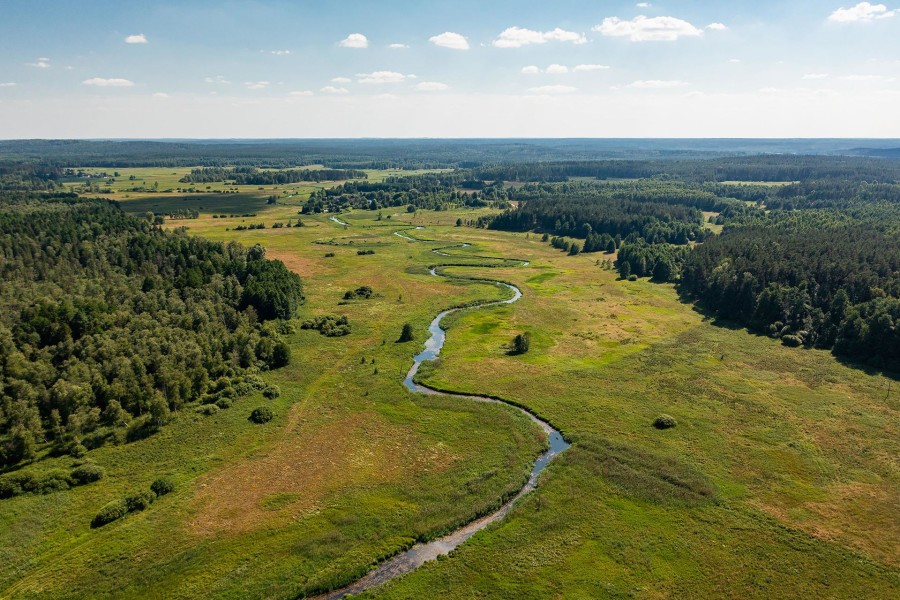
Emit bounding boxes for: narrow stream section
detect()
[315,228,569,599]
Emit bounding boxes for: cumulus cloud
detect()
[545,64,569,74]
[492,26,586,48]
[388,43,409,49]
[83,77,134,87]
[528,85,577,94]
[728,58,742,63]
[429,32,469,50]
[593,15,703,41]
[152,92,169,99]
[828,2,895,22]
[356,71,407,84]
[521,65,541,74]
[574,64,610,72]
[320,86,349,94]
[205,75,230,84]
[339,33,368,48]
[0,82,16,87]
[627,79,688,88]
[706,22,728,30]
[415,81,449,91]
[636,2,652,7]
[125,34,148,44]
[244,81,270,89]
[288,90,314,96]
[270,49,291,55]
[27,58,50,68]
[331,77,352,83]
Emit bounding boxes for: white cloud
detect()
[574,64,610,72]
[205,75,230,84]
[320,86,349,94]
[0,82,16,87]
[27,58,50,68]
[637,2,652,7]
[415,81,449,91]
[331,77,352,83]
[728,58,742,63]
[244,81,270,90]
[388,43,409,49]
[83,77,134,87]
[546,64,569,74]
[357,71,407,84]
[528,85,577,94]
[270,49,291,55]
[429,32,469,50]
[492,26,586,48]
[828,2,896,22]
[521,65,541,74]
[339,33,369,48]
[593,15,703,41]
[125,34,148,44]
[627,79,688,89]
[152,92,169,99]
[802,73,830,79]
[288,90,314,97]
[706,22,728,30]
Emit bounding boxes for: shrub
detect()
[92,499,129,528]
[262,385,281,399]
[215,398,233,409]
[125,490,155,512]
[627,274,638,281]
[653,414,677,430]
[69,443,88,458]
[781,334,803,347]
[70,463,106,485]
[151,477,175,497]
[0,476,23,499]
[249,407,274,424]
[34,470,73,494]
[197,404,219,416]
[398,323,415,343]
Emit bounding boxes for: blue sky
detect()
[0,0,898,137]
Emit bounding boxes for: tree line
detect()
[179,167,367,185]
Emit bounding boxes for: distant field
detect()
[3,189,897,598]
[60,166,447,205]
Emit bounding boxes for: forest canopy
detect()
[0,193,303,468]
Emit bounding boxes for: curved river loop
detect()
[315,225,569,599]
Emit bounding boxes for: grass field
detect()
[2,191,897,598]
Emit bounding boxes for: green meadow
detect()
[1,190,897,598]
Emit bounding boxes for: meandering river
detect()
[315,227,569,599]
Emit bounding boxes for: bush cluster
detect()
[1,462,106,499]
[91,477,175,528]
[301,315,351,337]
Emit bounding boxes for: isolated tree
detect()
[398,323,415,342]
[456,218,463,227]
[510,332,531,355]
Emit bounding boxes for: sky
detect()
[0,0,898,138]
